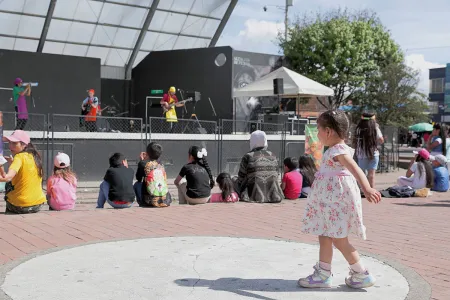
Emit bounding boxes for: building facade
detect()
[429,65,450,122]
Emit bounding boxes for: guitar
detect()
[162,98,193,114]
[82,105,110,116]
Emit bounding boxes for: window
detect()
[430,78,444,93]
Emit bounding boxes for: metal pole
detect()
[285,0,288,41]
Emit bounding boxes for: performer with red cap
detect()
[81,89,100,132]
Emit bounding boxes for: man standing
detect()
[81,89,100,132]
[160,87,184,123]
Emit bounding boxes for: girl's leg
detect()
[298,236,333,288]
[333,237,376,289]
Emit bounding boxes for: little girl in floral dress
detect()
[299,110,381,289]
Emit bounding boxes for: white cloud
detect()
[217,19,282,54]
[405,54,445,94]
[238,19,284,41]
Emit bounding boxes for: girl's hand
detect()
[139,152,148,161]
[364,188,381,203]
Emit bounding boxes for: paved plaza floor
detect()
[0,171,447,300]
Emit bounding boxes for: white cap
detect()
[54,152,70,168]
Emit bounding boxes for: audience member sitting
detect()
[0,130,46,214]
[135,142,171,207]
[210,172,239,203]
[174,146,214,205]
[47,152,77,211]
[298,155,317,198]
[397,149,434,190]
[234,130,283,203]
[281,157,302,200]
[97,153,135,209]
[430,154,449,192]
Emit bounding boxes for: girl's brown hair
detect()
[317,110,349,139]
[53,167,77,185]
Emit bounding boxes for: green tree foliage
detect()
[281,9,403,109]
[350,62,430,127]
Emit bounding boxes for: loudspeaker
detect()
[273,78,284,95]
[196,127,207,134]
[186,91,201,102]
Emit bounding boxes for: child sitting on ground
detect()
[0,130,46,214]
[430,154,449,192]
[47,152,77,210]
[397,149,434,190]
[281,157,303,200]
[97,153,135,209]
[135,142,171,207]
[210,172,239,203]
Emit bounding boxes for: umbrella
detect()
[408,123,433,132]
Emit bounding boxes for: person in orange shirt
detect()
[81,89,100,132]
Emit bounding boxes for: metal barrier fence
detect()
[51,114,144,182]
[148,117,219,178]
[0,111,399,186]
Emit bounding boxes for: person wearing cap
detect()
[160,86,184,124]
[397,149,434,190]
[0,130,46,214]
[81,89,100,132]
[12,78,31,130]
[430,154,449,192]
[47,153,77,210]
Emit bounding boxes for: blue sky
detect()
[218,0,450,93]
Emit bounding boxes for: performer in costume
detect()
[160,87,184,123]
[12,78,31,130]
[81,89,100,132]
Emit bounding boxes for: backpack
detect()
[144,161,168,197]
[381,186,415,198]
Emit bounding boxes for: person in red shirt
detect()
[81,89,100,132]
[281,157,303,199]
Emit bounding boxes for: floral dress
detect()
[302,144,366,240]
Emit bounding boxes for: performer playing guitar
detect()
[81,89,101,132]
[160,87,184,123]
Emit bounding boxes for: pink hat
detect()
[413,149,430,160]
[54,152,70,168]
[2,130,30,145]
[14,78,22,85]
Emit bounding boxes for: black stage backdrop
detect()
[132,46,233,122]
[0,50,100,115]
[100,79,132,117]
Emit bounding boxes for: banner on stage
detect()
[305,124,323,168]
[0,111,3,156]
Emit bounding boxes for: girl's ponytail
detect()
[188,146,215,189]
[23,142,43,177]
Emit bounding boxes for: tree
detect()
[350,62,429,127]
[281,9,403,109]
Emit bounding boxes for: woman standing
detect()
[353,113,384,188]
[427,123,447,156]
[12,78,30,130]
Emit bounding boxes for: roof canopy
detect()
[0,0,236,68]
[233,67,334,98]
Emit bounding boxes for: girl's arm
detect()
[174,175,182,186]
[0,169,17,182]
[405,157,416,178]
[427,140,441,152]
[335,154,381,203]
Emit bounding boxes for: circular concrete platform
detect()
[1,237,410,300]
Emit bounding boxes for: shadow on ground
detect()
[174,278,366,300]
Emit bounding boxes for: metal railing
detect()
[0,112,401,185]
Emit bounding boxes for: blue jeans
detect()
[357,156,380,171]
[133,182,143,203]
[97,181,133,209]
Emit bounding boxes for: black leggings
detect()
[15,106,27,130]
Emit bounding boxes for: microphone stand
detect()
[178,89,187,119]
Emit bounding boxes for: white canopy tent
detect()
[233,67,334,98]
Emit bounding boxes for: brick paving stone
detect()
[0,172,448,299]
